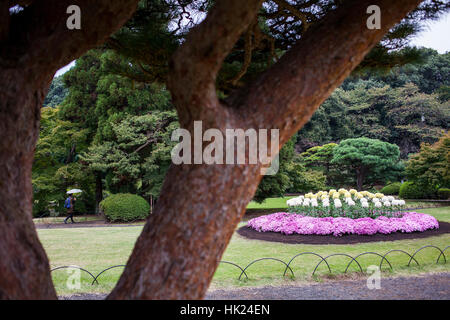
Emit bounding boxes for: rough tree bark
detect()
[108,0,423,299]
[356,167,367,191]
[0,0,139,299]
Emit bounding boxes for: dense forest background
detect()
[35,47,449,217]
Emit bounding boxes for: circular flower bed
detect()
[287,189,406,219]
[247,212,439,237]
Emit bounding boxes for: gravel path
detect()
[205,273,450,300]
[61,273,450,300]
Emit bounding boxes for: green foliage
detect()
[253,135,296,202]
[35,4,450,212]
[298,49,450,158]
[405,132,450,190]
[300,143,338,185]
[100,193,150,222]
[43,75,68,107]
[331,137,403,190]
[399,181,434,199]
[82,110,178,198]
[35,48,176,216]
[104,0,179,84]
[380,182,402,195]
[32,107,93,217]
[289,168,327,194]
[370,49,450,95]
[301,143,337,167]
[437,188,450,200]
[60,50,104,131]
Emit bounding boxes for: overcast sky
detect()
[54,12,450,78]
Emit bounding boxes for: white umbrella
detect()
[67,189,82,194]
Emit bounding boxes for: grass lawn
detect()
[246,196,295,210]
[38,207,450,295]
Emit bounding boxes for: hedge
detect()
[437,188,450,200]
[100,193,150,222]
[399,181,434,199]
[380,182,402,195]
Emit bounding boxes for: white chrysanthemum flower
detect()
[399,200,406,206]
[383,201,391,207]
[362,202,369,208]
[334,199,342,208]
[375,202,382,208]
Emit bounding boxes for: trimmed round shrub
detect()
[380,182,402,195]
[399,181,434,199]
[100,193,150,222]
[437,188,450,200]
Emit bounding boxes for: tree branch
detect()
[227,0,423,145]
[167,0,263,126]
[272,0,310,31]
[1,0,139,82]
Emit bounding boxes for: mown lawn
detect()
[38,207,450,295]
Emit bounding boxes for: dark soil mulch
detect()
[237,221,450,244]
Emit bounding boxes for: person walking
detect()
[64,194,76,224]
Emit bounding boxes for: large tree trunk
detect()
[0,0,139,299]
[0,70,56,299]
[109,162,262,299]
[109,0,423,299]
[356,167,366,191]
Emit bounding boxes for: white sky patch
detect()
[410,12,450,54]
[55,60,76,77]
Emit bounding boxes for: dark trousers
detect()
[64,209,75,223]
